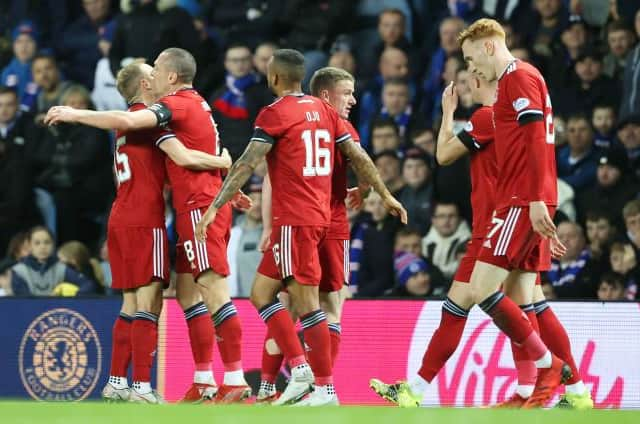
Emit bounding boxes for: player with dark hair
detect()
[195,49,406,406]
[46,48,252,404]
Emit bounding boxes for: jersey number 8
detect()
[301,129,331,177]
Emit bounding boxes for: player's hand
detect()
[550,233,566,259]
[529,201,555,238]
[441,81,458,115]
[258,228,271,252]
[382,194,408,225]
[195,206,217,242]
[220,148,232,169]
[44,106,78,126]
[346,187,364,211]
[230,190,252,211]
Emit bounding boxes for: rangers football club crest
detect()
[19,308,102,401]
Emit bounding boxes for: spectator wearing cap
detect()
[374,150,405,194]
[576,148,637,228]
[56,0,115,89]
[556,114,601,194]
[395,147,434,235]
[91,21,126,111]
[227,185,263,297]
[390,251,445,298]
[1,21,40,113]
[615,114,640,180]
[603,20,637,83]
[557,49,619,117]
[547,221,600,298]
[210,43,273,160]
[421,202,470,281]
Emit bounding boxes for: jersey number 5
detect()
[115,149,131,184]
[301,129,331,177]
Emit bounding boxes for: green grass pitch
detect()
[0,402,639,424]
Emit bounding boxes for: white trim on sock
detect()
[409,375,429,396]
[194,370,215,385]
[534,350,552,368]
[109,375,128,389]
[565,381,586,395]
[223,369,247,386]
[515,385,534,398]
[133,381,151,394]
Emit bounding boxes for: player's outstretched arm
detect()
[338,139,408,224]
[195,140,272,241]
[159,138,232,170]
[45,106,158,131]
[436,82,468,165]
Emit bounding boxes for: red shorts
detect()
[107,226,169,289]
[477,206,554,272]
[453,238,483,283]
[319,238,350,292]
[175,205,231,278]
[257,225,327,286]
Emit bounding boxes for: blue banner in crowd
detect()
[0,298,155,400]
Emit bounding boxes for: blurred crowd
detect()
[1,0,639,301]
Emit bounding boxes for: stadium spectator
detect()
[556,114,600,193]
[597,272,626,301]
[5,231,30,263]
[585,210,618,265]
[369,78,417,146]
[10,226,97,296]
[109,0,200,77]
[358,47,412,149]
[421,202,470,281]
[592,104,617,148]
[603,20,636,82]
[56,0,115,89]
[623,200,640,255]
[91,21,127,111]
[422,17,465,126]
[1,21,40,113]
[356,191,402,297]
[620,11,640,119]
[370,117,402,156]
[609,242,639,299]
[227,187,263,297]
[410,126,436,157]
[31,53,73,122]
[395,147,433,235]
[546,14,588,93]
[30,86,113,249]
[615,114,640,180]
[373,150,404,194]
[328,49,357,78]
[253,41,278,82]
[422,54,465,129]
[522,0,567,58]
[390,251,444,298]
[547,221,600,298]
[210,43,273,160]
[0,86,40,253]
[394,227,422,257]
[576,149,638,227]
[58,240,104,288]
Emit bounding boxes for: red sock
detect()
[132,312,158,382]
[301,310,332,386]
[212,302,243,372]
[328,323,341,368]
[418,300,468,383]
[184,302,214,371]
[480,292,547,361]
[258,302,306,368]
[536,301,580,384]
[261,329,284,383]
[110,313,132,377]
[510,306,539,386]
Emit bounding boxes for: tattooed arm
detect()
[195,141,272,240]
[338,139,408,224]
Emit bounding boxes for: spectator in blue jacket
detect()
[10,226,97,296]
[557,114,601,194]
[56,0,114,89]
[1,21,40,112]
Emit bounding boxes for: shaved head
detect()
[158,47,197,83]
[270,49,305,84]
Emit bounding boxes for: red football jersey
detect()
[252,94,351,227]
[457,106,497,238]
[109,103,167,228]
[493,60,557,209]
[326,119,360,239]
[150,89,223,213]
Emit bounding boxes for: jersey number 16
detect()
[301,129,331,177]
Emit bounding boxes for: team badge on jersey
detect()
[464,121,474,132]
[19,308,102,401]
[512,98,530,112]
